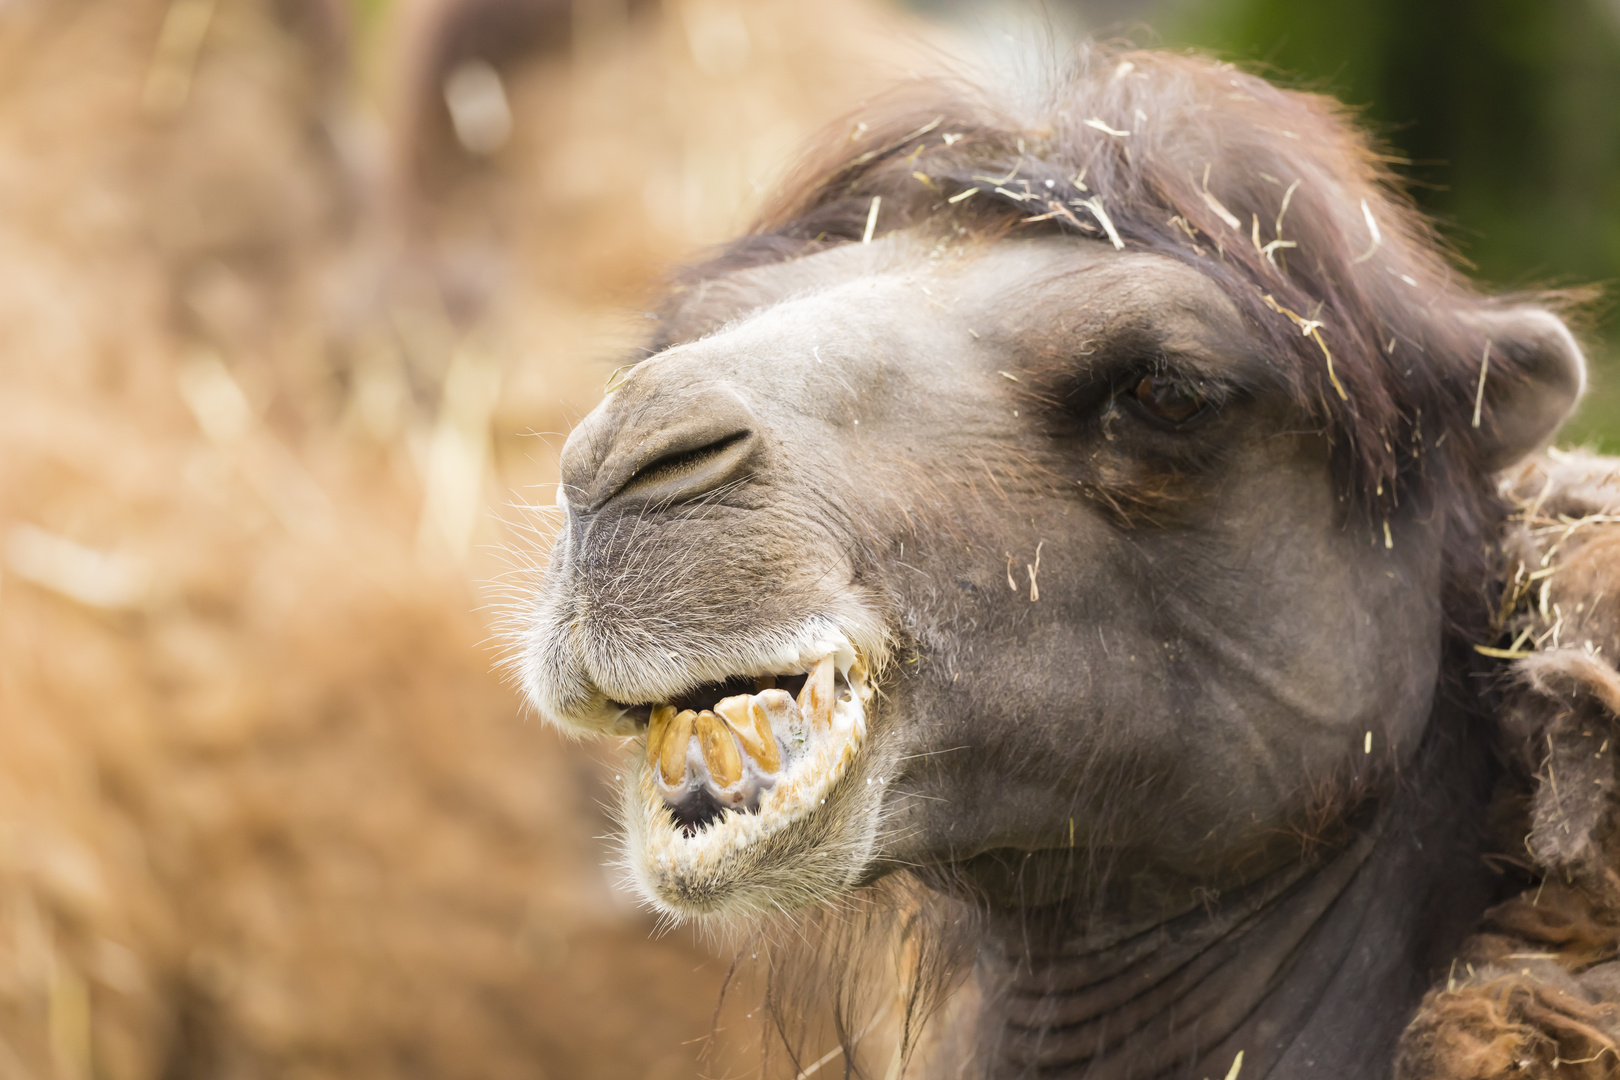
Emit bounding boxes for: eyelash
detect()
[1044,356,1234,434]
[1116,367,1222,429]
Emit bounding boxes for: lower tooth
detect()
[848,656,871,700]
[660,709,696,787]
[647,704,675,765]
[714,694,780,774]
[741,697,783,773]
[798,655,835,730]
[756,689,804,752]
[695,710,743,788]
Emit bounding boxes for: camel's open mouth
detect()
[628,651,870,833]
[619,635,874,910]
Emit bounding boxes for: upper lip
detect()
[590,623,863,709]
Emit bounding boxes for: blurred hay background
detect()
[0,0,1612,1078]
[0,0,945,1076]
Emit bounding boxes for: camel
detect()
[517,47,1620,1078]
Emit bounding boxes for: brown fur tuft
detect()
[1396,977,1619,1079]
[1399,451,1620,1077]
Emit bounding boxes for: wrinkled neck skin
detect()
[957,696,1496,1080]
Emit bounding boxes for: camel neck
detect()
[969,712,1496,1080]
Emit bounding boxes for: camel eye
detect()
[1131,373,1208,426]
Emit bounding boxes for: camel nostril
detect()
[616,429,755,503]
[558,382,764,511]
[591,426,759,510]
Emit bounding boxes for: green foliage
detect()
[349,0,395,37]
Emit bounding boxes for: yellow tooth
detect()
[756,688,802,734]
[713,695,750,729]
[647,704,676,769]
[695,710,743,788]
[798,655,835,729]
[660,709,696,787]
[849,655,870,697]
[714,694,781,774]
[742,697,783,773]
[712,694,755,749]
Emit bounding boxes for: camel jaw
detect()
[614,632,880,919]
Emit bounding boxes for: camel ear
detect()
[1471,307,1586,472]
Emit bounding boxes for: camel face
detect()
[522,232,1452,917]
[517,47,1597,1077]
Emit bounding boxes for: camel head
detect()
[514,49,1585,938]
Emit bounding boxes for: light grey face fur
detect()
[518,232,1575,920]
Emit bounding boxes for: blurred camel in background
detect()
[0,0,945,1075]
